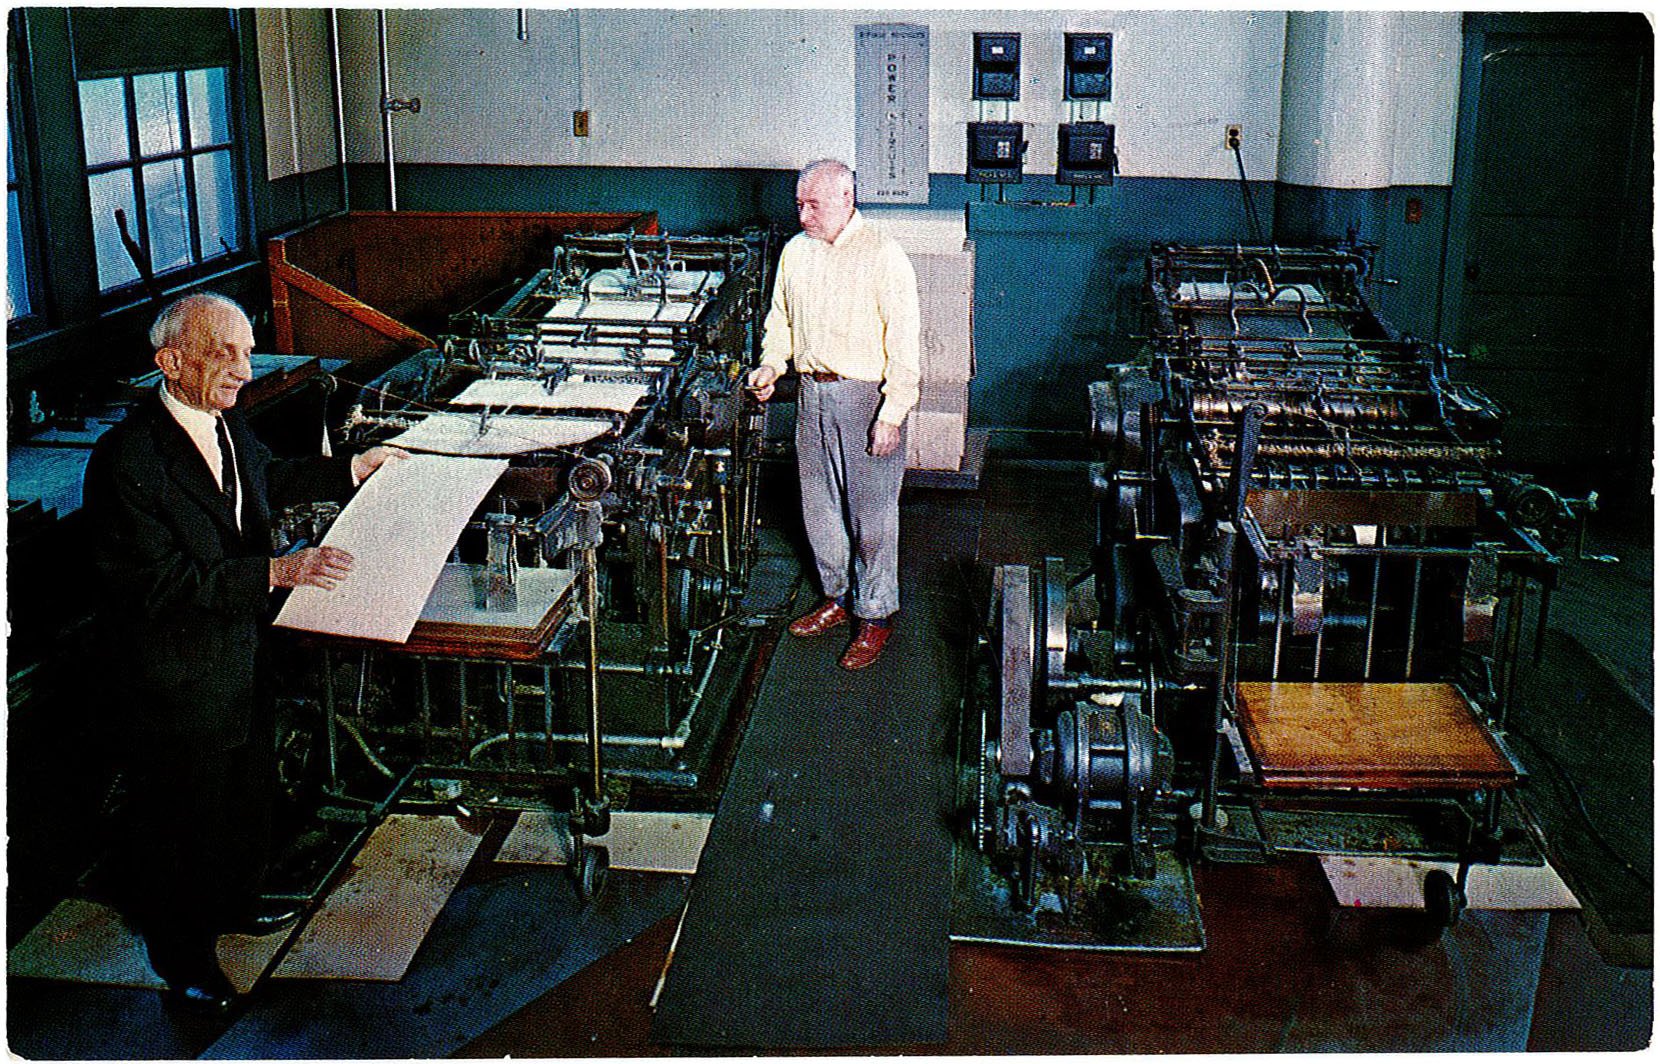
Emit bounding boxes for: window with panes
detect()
[8,92,32,320]
[7,28,37,323]
[78,66,241,293]
[69,8,243,295]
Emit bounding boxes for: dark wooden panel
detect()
[267,210,657,362]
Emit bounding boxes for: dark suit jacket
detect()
[83,391,354,751]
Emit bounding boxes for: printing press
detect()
[272,231,772,887]
[963,242,1598,948]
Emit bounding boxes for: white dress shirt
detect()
[159,382,242,531]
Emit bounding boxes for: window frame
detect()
[77,63,247,300]
[7,23,45,334]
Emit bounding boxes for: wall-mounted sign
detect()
[855,23,930,204]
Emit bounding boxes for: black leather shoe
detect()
[224,904,302,937]
[162,981,235,1017]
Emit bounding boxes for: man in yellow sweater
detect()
[746,159,921,670]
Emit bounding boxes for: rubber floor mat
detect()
[650,497,975,1048]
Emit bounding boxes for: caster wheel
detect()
[1423,868,1466,930]
[575,843,610,903]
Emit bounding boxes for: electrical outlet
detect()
[573,110,590,137]
[1225,124,1242,150]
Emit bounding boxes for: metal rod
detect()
[467,730,686,759]
[501,664,516,768]
[354,648,370,718]
[327,9,350,209]
[658,531,671,647]
[418,657,431,745]
[539,659,694,678]
[1203,597,1236,831]
[1271,560,1286,680]
[458,660,470,747]
[584,544,604,802]
[542,664,555,768]
[1047,676,1143,693]
[376,9,397,211]
[1311,589,1325,681]
[717,470,732,587]
[1404,557,1423,678]
[323,647,338,789]
[1363,554,1382,679]
[1276,543,1523,560]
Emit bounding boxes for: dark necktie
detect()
[215,416,239,519]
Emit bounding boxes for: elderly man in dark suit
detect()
[83,292,402,1013]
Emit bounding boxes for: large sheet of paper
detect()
[385,412,612,456]
[585,268,723,298]
[1321,855,1579,911]
[533,341,678,366]
[275,454,507,642]
[274,815,481,981]
[450,377,650,413]
[548,297,698,322]
[497,810,713,874]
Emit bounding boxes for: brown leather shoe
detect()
[839,621,892,670]
[789,599,849,638]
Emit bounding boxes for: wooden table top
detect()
[1235,681,1518,791]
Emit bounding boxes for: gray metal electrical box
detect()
[1057,122,1116,185]
[1065,33,1112,100]
[966,121,1025,184]
[973,33,1020,100]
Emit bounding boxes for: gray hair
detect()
[149,292,246,351]
[799,158,855,194]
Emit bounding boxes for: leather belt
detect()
[803,370,843,383]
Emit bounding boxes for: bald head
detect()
[796,159,856,243]
[151,293,255,413]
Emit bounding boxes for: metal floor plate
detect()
[950,845,1205,952]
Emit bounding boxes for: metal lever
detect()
[1572,491,1620,564]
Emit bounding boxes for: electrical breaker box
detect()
[966,121,1025,184]
[973,33,1020,100]
[1057,122,1116,185]
[1064,33,1112,100]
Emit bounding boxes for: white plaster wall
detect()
[263,8,1456,187]
[317,8,1287,180]
[1390,11,1461,187]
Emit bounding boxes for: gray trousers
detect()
[797,378,908,620]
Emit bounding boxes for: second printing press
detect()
[961,241,1601,949]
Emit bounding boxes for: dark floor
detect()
[7,455,1653,1056]
[461,862,1652,1056]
